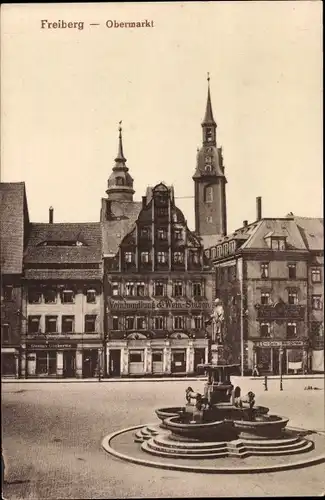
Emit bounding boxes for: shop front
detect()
[253,339,310,375]
[1,347,19,377]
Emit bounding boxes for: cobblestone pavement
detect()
[2,379,325,499]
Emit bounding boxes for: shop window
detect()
[2,323,10,342]
[193,316,203,329]
[45,316,57,333]
[129,351,144,363]
[157,251,168,264]
[174,316,184,329]
[261,263,269,279]
[312,295,322,310]
[174,229,182,240]
[125,316,135,330]
[62,315,74,334]
[154,281,165,296]
[136,282,145,296]
[3,285,13,301]
[61,290,75,304]
[311,268,321,283]
[140,251,150,263]
[154,316,164,329]
[192,282,202,297]
[111,282,119,296]
[28,289,42,304]
[261,292,270,305]
[44,289,57,304]
[173,252,184,264]
[112,316,119,330]
[28,316,41,334]
[287,322,297,338]
[260,323,271,337]
[173,281,183,297]
[86,289,97,304]
[136,317,146,330]
[125,282,135,296]
[288,290,298,305]
[124,252,134,264]
[152,351,163,362]
[288,263,297,279]
[36,351,56,375]
[157,228,167,240]
[85,315,96,333]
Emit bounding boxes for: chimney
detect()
[243,220,248,227]
[256,196,262,221]
[49,206,54,224]
[142,196,147,208]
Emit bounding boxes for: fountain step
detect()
[142,441,228,459]
[152,435,229,450]
[147,440,229,456]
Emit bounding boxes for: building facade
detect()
[206,199,324,375]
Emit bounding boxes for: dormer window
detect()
[271,238,286,250]
[217,246,222,257]
[124,251,134,263]
[223,243,229,256]
[174,229,182,240]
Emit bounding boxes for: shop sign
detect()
[256,303,305,320]
[255,339,308,348]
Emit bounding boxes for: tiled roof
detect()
[241,219,307,250]
[0,182,28,274]
[24,269,102,280]
[102,200,142,256]
[294,217,323,251]
[24,223,102,264]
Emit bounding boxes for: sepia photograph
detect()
[1,1,323,498]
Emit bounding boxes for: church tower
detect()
[193,76,227,242]
[106,123,135,201]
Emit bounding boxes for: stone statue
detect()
[205,298,225,343]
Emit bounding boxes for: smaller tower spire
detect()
[202,73,216,126]
[115,121,126,163]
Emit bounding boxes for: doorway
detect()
[109,350,121,376]
[63,350,76,378]
[83,350,98,378]
[171,350,186,373]
[194,348,205,373]
[272,348,287,375]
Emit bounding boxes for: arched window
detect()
[116,176,124,186]
[204,186,213,202]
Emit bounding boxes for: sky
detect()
[1,1,323,232]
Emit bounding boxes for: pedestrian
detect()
[252,364,260,377]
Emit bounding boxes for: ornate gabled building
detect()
[193,75,227,249]
[22,218,103,378]
[101,128,214,376]
[206,197,324,375]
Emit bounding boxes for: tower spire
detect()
[202,73,216,126]
[115,121,126,162]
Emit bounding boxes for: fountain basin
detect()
[155,407,184,428]
[163,415,237,442]
[233,415,289,440]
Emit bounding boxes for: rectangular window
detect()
[157,229,167,240]
[271,238,286,250]
[125,252,134,263]
[28,289,42,304]
[129,351,144,363]
[174,316,184,329]
[85,315,96,333]
[44,289,57,304]
[125,316,135,330]
[111,282,119,296]
[62,315,74,333]
[157,251,167,264]
[28,316,41,334]
[312,295,322,310]
[140,251,150,263]
[193,316,202,329]
[61,290,75,304]
[154,281,165,296]
[288,290,298,305]
[112,316,119,330]
[288,263,297,279]
[174,229,182,240]
[173,281,183,297]
[261,263,269,279]
[136,317,146,330]
[3,285,13,301]
[287,322,297,338]
[192,282,202,297]
[125,282,135,296]
[2,323,10,342]
[154,316,164,329]
[45,316,57,333]
[136,282,145,296]
[173,251,184,264]
[152,350,163,362]
[261,292,270,305]
[260,322,271,337]
[86,289,97,304]
[140,227,150,239]
[190,250,200,264]
[311,268,321,283]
